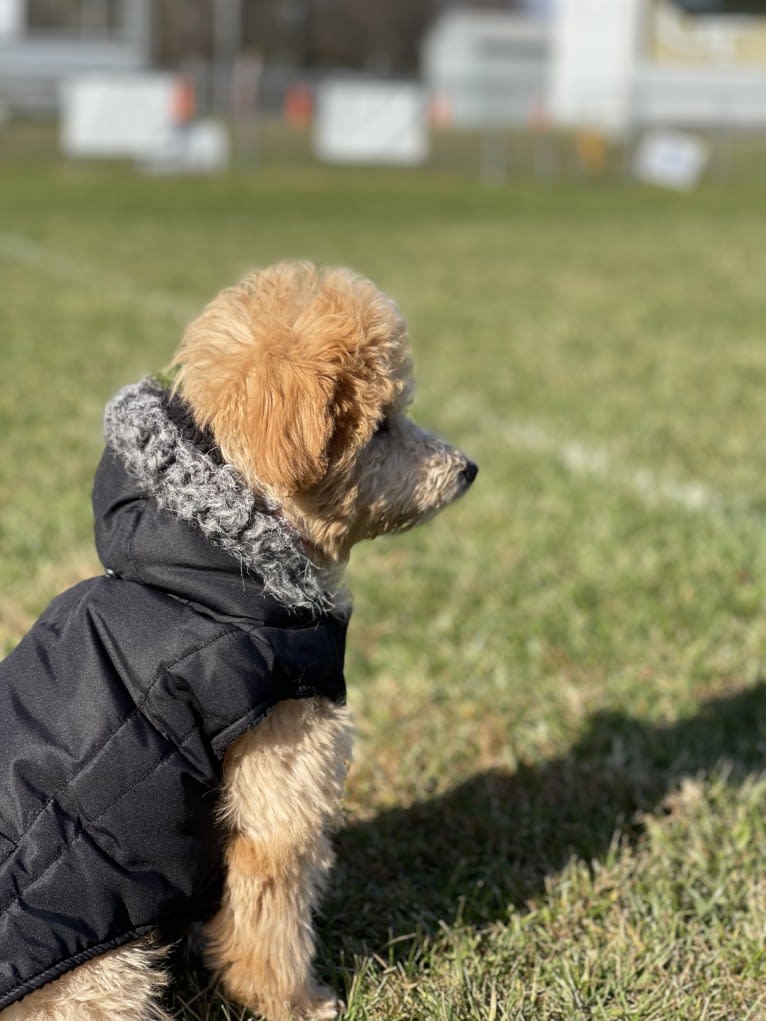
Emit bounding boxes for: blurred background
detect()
[3,3,766,1019]
[1,0,766,182]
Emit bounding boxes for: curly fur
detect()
[172,262,415,563]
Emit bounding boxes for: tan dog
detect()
[1,262,476,1021]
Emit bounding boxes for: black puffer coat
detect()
[0,382,348,1010]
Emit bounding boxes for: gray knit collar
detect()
[103,377,341,615]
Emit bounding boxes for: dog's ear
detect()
[173,321,343,496]
[235,348,338,495]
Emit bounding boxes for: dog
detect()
[0,262,477,1021]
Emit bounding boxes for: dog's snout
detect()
[461,460,479,486]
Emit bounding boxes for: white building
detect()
[422,8,549,127]
[0,0,151,113]
[424,2,766,135]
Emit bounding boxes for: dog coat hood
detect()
[0,379,348,1009]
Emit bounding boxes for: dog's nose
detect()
[461,460,479,486]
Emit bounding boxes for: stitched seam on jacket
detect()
[0,924,157,1011]
[0,717,206,918]
[0,626,240,898]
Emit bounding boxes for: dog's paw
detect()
[249,983,344,1021]
[291,983,345,1020]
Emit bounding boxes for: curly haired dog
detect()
[0,262,477,1021]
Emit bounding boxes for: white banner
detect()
[61,75,178,158]
[315,79,428,166]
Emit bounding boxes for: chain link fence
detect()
[2,58,765,185]
[184,63,765,185]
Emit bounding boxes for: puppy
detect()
[0,262,477,1021]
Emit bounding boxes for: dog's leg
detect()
[204,697,353,1021]
[0,935,170,1021]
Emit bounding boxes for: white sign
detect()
[549,0,642,135]
[315,79,428,166]
[633,130,709,191]
[61,75,178,158]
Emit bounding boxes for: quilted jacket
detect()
[0,381,348,1008]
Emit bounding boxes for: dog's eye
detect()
[375,418,390,437]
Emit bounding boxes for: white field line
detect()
[0,232,194,320]
[0,232,748,522]
[481,417,746,519]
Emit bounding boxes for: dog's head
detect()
[173,262,476,563]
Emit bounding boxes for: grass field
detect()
[2,131,766,1020]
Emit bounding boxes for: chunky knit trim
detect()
[103,377,339,615]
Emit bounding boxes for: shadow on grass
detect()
[322,681,766,956]
[168,682,766,1014]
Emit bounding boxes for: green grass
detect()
[3,125,766,1020]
